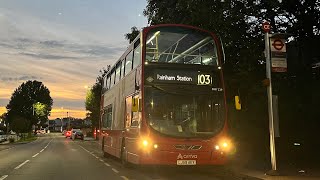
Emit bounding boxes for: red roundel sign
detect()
[262,22,271,33]
[272,39,284,51]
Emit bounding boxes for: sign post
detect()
[263,21,278,174]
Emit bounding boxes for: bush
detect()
[9,137,15,143]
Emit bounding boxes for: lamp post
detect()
[67,111,70,130]
[32,102,39,133]
[61,107,64,132]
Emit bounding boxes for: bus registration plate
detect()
[177,160,196,165]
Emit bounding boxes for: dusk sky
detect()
[0,0,148,119]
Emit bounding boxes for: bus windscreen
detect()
[145,26,218,66]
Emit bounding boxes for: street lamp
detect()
[60,107,64,132]
[67,111,70,130]
[32,102,39,133]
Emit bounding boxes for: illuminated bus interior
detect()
[145,26,218,65]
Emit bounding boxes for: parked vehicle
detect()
[71,129,84,140]
[65,130,71,138]
[36,128,46,134]
[0,130,7,142]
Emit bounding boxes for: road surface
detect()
[0,133,257,180]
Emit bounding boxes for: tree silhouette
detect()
[85,66,110,129]
[124,26,140,43]
[6,80,53,132]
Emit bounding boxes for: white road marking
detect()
[40,149,44,152]
[14,160,30,169]
[79,144,115,170]
[111,168,119,173]
[0,175,8,180]
[32,153,39,158]
[120,176,129,180]
[104,162,110,167]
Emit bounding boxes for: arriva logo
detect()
[177,153,198,159]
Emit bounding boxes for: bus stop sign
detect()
[272,39,284,51]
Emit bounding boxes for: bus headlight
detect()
[140,137,152,149]
[223,142,228,148]
[153,144,158,149]
[215,139,233,152]
[142,140,149,147]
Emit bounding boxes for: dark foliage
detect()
[6,80,53,132]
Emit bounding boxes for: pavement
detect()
[228,152,320,180]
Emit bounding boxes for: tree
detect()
[85,66,110,129]
[124,26,140,43]
[9,114,30,134]
[6,80,53,132]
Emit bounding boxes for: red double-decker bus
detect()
[100,24,232,166]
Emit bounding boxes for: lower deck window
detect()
[103,105,112,128]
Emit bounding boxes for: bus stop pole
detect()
[265,32,278,173]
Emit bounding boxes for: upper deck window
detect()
[125,51,133,76]
[115,63,121,84]
[133,43,141,69]
[145,26,218,65]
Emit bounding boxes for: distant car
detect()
[38,128,46,134]
[0,130,7,142]
[71,129,84,140]
[65,130,72,138]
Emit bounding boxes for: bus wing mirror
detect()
[235,96,241,110]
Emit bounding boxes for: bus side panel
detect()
[125,128,140,164]
[123,67,142,164]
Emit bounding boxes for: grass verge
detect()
[16,136,37,143]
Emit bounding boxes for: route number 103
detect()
[197,74,212,85]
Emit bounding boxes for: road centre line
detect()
[120,176,129,180]
[32,153,39,158]
[14,160,30,169]
[104,162,111,167]
[99,159,104,162]
[42,139,52,150]
[40,149,44,152]
[112,168,119,173]
[0,175,8,180]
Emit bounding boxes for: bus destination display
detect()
[147,69,213,85]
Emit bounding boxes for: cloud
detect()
[0,38,125,60]
[1,75,40,82]
[19,52,79,60]
[0,5,129,118]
